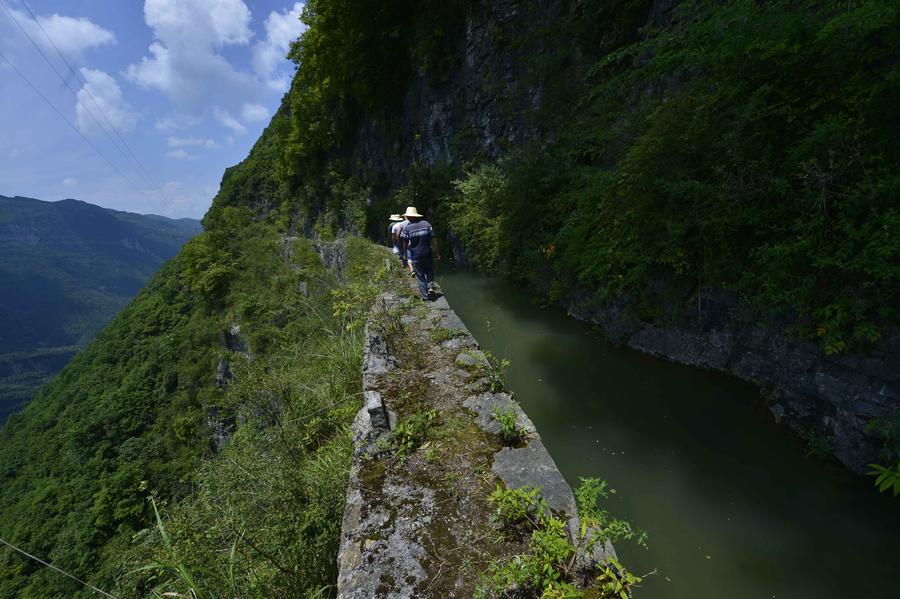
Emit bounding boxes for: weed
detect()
[595,557,643,599]
[799,430,834,459]
[430,326,463,343]
[479,351,510,393]
[479,480,649,597]
[492,407,523,445]
[576,477,647,547]
[868,462,900,497]
[488,484,549,531]
[388,410,438,458]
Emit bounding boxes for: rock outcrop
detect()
[565,287,899,473]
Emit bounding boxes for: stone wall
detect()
[337,276,612,597]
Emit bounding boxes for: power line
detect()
[0,1,130,164]
[0,537,121,598]
[0,49,154,203]
[16,0,171,209]
[0,0,169,209]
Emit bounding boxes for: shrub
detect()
[445,164,508,272]
[492,407,524,445]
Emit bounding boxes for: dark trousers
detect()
[410,255,435,300]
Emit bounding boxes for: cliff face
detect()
[325,0,898,473]
[350,0,561,180]
[567,285,899,473]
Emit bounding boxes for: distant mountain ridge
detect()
[0,195,201,421]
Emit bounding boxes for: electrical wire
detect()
[16,0,172,209]
[0,49,153,203]
[0,0,169,209]
[0,537,121,598]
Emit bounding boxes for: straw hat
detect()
[389,213,403,222]
[402,206,424,218]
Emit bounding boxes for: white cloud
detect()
[167,136,220,149]
[1,9,115,60]
[144,0,252,46]
[213,107,246,133]
[125,0,257,113]
[154,114,200,132]
[165,149,197,160]
[241,103,269,123]
[75,68,138,134]
[252,2,305,90]
[62,177,78,187]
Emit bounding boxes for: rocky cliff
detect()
[324,0,898,473]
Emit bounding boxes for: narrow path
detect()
[336,266,608,597]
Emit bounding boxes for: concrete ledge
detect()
[337,279,615,597]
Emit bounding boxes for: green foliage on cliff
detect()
[3,0,897,594]
[445,0,900,353]
[117,238,391,598]
[0,246,218,596]
[0,210,390,597]
[0,210,260,596]
[0,112,393,598]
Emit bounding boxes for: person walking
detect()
[389,213,415,274]
[400,206,441,301]
[388,214,404,259]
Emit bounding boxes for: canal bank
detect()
[440,269,900,598]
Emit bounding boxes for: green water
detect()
[440,269,900,599]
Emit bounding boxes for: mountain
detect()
[0,1,897,597]
[0,195,201,421]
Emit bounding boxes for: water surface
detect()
[440,269,900,599]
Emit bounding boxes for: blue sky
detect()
[0,0,306,219]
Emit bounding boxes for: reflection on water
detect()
[440,269,900,599]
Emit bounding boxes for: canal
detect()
[440,269,900,599]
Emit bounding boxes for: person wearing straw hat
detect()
[390,213,415,274]
[400,206,441,301]
[388,213,404,258]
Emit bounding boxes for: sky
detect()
[0,0,307,219]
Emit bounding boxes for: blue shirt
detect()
[401,220,433,261]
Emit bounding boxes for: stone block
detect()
[364,390,391,432]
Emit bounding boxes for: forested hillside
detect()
[213,0,899,466]
[0,0,897,596]
[0,196,200,420]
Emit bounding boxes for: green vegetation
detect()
[0,196,200,420]
[117,238,390,598]
[383,409,439,459]
[868,463,900,497]
[441,0,900,355]
[0,193,391,596]
[595,557,644,599]
[3,0,897,594]
[479,480,646,598]
[236,0,899,360]
[430,325,464,343]
[479,351,511,393]
[492,407,524,445]
[488,484,547,532]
